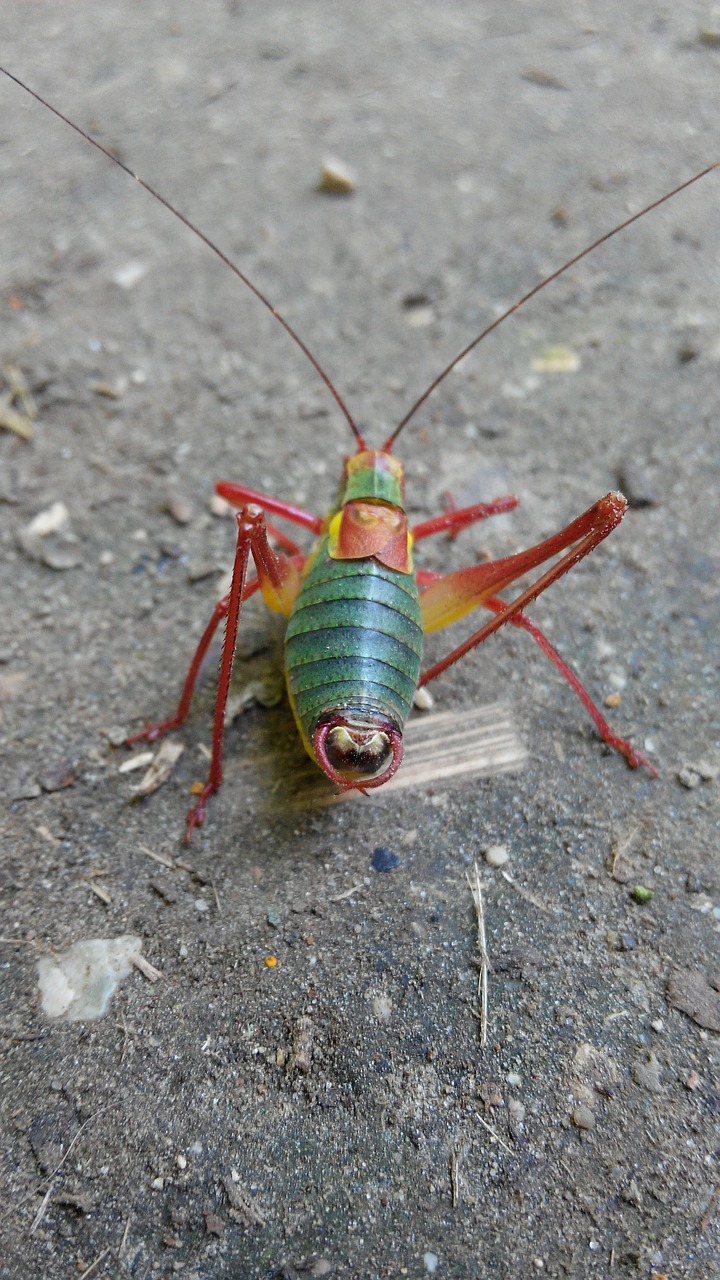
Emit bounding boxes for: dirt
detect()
[0,3,718,1277]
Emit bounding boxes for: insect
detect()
[2,68,716,840]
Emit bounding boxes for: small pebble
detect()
[413,686,434,711]
[264,954,278,968]
[372,995,393,1023]
[209,493,233,517]
[604,691,622,709]
[165,494,194,525]
[176,1153,187,1170]
[484,844,509,867]
[266,909,282,927]
[372,846,401,872]
[684,1070,702,1091]
[423,1254,438,1275]
[194,898,209,913]
[571,1104,595,1130]
[506,1071,522,1087]
[317,158,356,194]
[151,1177,164,1190]
[633,1053,664,1094]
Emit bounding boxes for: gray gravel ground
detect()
[0,3,718,1277]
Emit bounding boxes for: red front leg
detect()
[412,494,518,542]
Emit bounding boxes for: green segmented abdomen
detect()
[284,541,423,750]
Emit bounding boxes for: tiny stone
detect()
[685,1070,702,1091]
[507,1098,526,1132]
[650,1018,664,1032]
[310,1261,333,1277]
[187,561,216,584]
[317,158,356,194]
[506,1071,522,1086]
[423,1254,438,1275]
[633,1052,664,1094]
[266,909,282,927]
[209,493,233,517]
[604,691,622,708]
[678,766,701,789]
[371,846,401,872]
[616,460,657,508]
[176,1153,187,1169]
[165,494,194,525]
[151,1177,164,1190]
[104,725,128,747]
[194,898,209,912]
[484,844,509,867]
[571,1104,595,1130]
[413,686,434,711]
[150,876,179,905]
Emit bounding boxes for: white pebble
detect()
[484,844,509,867]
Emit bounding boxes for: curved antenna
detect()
[0,66,366,450]
[383,161,719,451]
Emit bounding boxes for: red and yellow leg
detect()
[128,505,303,840]
[417,492,656,773]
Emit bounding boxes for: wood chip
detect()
[131,740,185,795]
[130,953,163,983]
[119,751,154,774]
[222,1174,267,1226]
[88,882,111,906]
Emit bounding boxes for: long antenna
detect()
[0,66,366,450]
[383,161,719,451]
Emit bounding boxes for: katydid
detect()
[2,67,715,840]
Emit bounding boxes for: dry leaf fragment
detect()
[666,969,720,1032]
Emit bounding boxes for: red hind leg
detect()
[481,595,656,773]
[417,492,656,774]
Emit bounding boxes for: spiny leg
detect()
[412,494,518,542]
[215,480,323,535]
[185,506,301,840]
[126,577,261,747]
[480,594,656,773]
[418,492,655,772]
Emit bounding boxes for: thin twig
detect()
[328,882,366,902]
[29,1185,53,1236]
[119,1213,132,1255]
[450,1147,461,1207]
[700,1182,720,1233]
[466,861,491,1048]
[475,1112,513,1156]
[78,1247,111,1279]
